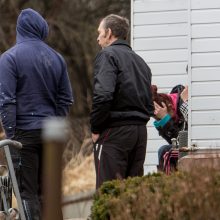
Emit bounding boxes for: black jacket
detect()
[156,93,187,144]
[90,40,154,133]
[157,118,185,144]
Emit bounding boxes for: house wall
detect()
[132,0,189,173]
[190,0,220,148]
[131,0,220,173]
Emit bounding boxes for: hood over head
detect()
[16,8,49,43]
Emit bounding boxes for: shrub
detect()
[91,169,220,220]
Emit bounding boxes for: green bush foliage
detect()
[91,170,220,220]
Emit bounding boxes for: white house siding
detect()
[132,0,188,173]
[191,0,220,148]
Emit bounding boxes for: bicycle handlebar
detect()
[0,139,22,149]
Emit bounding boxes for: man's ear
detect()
[106,28,112,39]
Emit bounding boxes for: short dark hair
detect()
[102,14,129,40]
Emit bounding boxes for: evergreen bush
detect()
[91,169,220,220]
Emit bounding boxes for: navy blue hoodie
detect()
[0,8,73,138]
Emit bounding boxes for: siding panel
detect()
[147,140,168,152]
[145,152,158,165]
[192,39,220,53]
[192,82,220,96]
[191,140,220,148]
[148,127,162,140]
[192,53,220,67]
[192,126,220,139]
[192,24,220,38]
[134,37,187,51]
[192,111,220,125]
[192,97,220,110]
[191,0,220,10]
[152,75,187,88]
[137,49,188,63]
[192,9,220,24]
[134,11,187,25]
[192,67,220,81]
[149,62,187,75]
[134,0,187,12]
[134,23,187,38]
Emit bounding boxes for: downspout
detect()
[187,0,192,147]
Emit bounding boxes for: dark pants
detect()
[94,125,147,189]
[11,129,42,220]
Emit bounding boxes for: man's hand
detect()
[180,86,188,102]
[154,101,168,119]
[92,133,100,143]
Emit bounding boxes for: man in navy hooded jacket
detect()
[0,8,73,219]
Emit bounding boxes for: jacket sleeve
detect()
[154,114,180,144]
[56,60,74,116]
[179,101,188,122]
[0,53,17,138]
[90,51,118,133]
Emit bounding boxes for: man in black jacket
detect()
[90,14,154,188]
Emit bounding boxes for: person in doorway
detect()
[90,14,154,188]
[152,85,188,172]
[0,8,73,219]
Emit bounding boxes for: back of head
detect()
[102,14,129,40]
[151,85,171,108]
[151,85,175,118]
[16,8,49,43]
